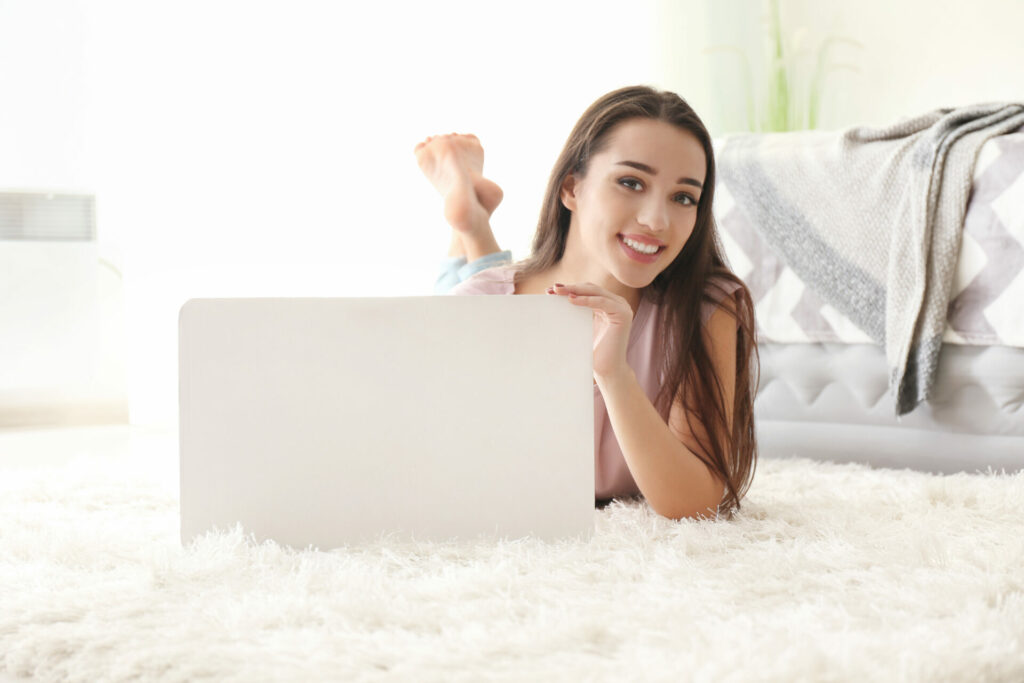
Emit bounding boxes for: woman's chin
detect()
[614,269,658,290]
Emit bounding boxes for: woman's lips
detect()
[618,234,664,263]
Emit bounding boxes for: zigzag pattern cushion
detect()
[713,129,1024,347]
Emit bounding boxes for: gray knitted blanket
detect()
[718,103,1024,417]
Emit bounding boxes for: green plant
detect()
[705,0,862,132]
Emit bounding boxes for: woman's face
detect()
[560,117,706,290]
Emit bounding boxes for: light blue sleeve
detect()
[435,256,467,294]
[434,250,513,294]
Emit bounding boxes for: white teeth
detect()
[622,237,660,254]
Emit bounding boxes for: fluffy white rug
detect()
[1,453,1023,683]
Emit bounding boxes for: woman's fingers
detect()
[551,282,626,306]
[553,282,617,296]
[547,284,633,320]
[566,294,618,312]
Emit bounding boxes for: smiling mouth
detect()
[617,234,666,263]
[618,234,665,254]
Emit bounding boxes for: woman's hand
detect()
[546,282,634,383]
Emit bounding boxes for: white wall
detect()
[804,0,1024,130]
[0,1,128,427]
[656,0,1024,135]
[0,1,89,189]
[78,0,665,427]
[3,0,1023,429]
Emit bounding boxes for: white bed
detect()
[713,129,1024,475]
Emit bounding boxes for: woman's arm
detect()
[553,281,735,520]
[597,304,737,521]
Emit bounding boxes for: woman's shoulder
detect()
[704,273,744,300]
[449,264,518,296]
[699,273,745,327]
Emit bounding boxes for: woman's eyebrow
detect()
[615,160,704,190]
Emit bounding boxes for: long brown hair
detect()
[514,85,759,519]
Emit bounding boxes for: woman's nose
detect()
[637,198,669,232]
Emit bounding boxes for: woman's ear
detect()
[560,174,579,212]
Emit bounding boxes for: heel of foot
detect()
[473,176,504,215]
[443,183,488,233]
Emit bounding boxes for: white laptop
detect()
[178,295,594,549]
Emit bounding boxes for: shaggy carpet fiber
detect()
[1,448,1023,682]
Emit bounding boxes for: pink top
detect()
[450,264,743,500]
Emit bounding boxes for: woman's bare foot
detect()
[414,134,504,234]
[473,175,504,217]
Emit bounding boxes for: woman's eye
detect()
[619,178,643,191]
[675,193,697,206]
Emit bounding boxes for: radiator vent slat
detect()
[0,193,95,241]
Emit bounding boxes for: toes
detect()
[417,135,439,147]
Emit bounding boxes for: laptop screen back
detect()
[179,295,594,548]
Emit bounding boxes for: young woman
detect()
[415,85,758,521]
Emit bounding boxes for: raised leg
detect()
[414,133,505,262]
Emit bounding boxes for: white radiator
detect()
[0,191,127,427]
